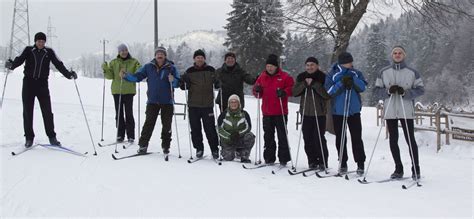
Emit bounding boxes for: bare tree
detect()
[284,0,474,63]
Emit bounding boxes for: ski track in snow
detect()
[1,69,472,217]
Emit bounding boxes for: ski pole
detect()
[277,88,295,169]
[254,92,262,165]
[212,82,222,160]
[114,74,124,154]
[337,89,352,174]
[170,80,181,158]
[400,94,421,186]
[184,82,193,160]
[310,87,329,173]
[294,88,308,171]
[137,82,141,140]
[100,40,108,141]
[0,68,9,109]
[73,78,97,155]
[360,95,393,182]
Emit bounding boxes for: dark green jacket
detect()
[292,71,331,116]
[215,63,256,108]
[180,64,217,108]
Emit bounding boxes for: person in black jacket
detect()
[5,32,77,147]
[179,49,220,159]
[215,52,256,112]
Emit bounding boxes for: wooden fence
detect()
[376,102,474,152]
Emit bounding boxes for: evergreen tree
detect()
[224,0,284,75]
[365,24,389,106]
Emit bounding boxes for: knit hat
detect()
[34,32,47,42]
[155,46,167,56]
[227,94,241,110]
[117,43,128,52]
[224,52,236,60]
[391,45,406,56]
[266,54,279,67]
[305,57,319,65]
[338,52,353,65]
[193,49,206,59]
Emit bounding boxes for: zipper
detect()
[32,48,38,79]
[37,49,47,79]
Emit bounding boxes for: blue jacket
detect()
[124,59,180,104]
[324,63,367,116]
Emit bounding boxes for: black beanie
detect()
[338,52,353,64]
[34,32,47,42]
[224,52,236,60]
[305,57,319,65]
[266,54,279,67]
[193,49,206,59]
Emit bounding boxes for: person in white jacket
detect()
[374,45,424,180]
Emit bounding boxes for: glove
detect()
[230,132,240,142]
[5,59,13,69]
[180,74,190,83]
[388,85,399,94]
[101,62,108,71]
[213,80,221,89]
[341,76,353,90]
[68,70,78,80]
[397,86,405,96]
[296,73,308,82]
[276,89,286,97]
[255,85,262,94]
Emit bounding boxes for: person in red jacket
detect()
[253,54,295,165]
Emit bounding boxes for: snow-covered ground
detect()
[1,68,472,218]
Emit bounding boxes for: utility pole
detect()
[154,0,158,49]
[8,0,30,58]
[47,16,58,48]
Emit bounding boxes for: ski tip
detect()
[302,172,308,177]
[187,159,192,163]
[11,152,16,156]
[287,169,293,175]
[242,164,247,169]
[122,145,126,149]
[402,185,408,189]
[271,170,276,174]
[111,154,118,160]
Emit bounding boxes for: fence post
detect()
[435,109,441,152]
[444,113,450,145]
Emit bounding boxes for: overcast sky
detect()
[1,0,400,60]
[1,0,233,60]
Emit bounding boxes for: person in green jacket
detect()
[102,44,141,143]
[217,94,255,163]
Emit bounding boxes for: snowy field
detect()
[0,68,472,218]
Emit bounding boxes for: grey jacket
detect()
[374,61,424,119]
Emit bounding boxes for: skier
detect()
[122,47,180,155]
[374,45,424,180]
[292,57,331,170]
[217,94,255,163]
[179,49,220,159]
[253,54,294,166]
[5,32,77,147]
[324,52,367,175]
[102,43,141,143]
[215,52,257,112]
